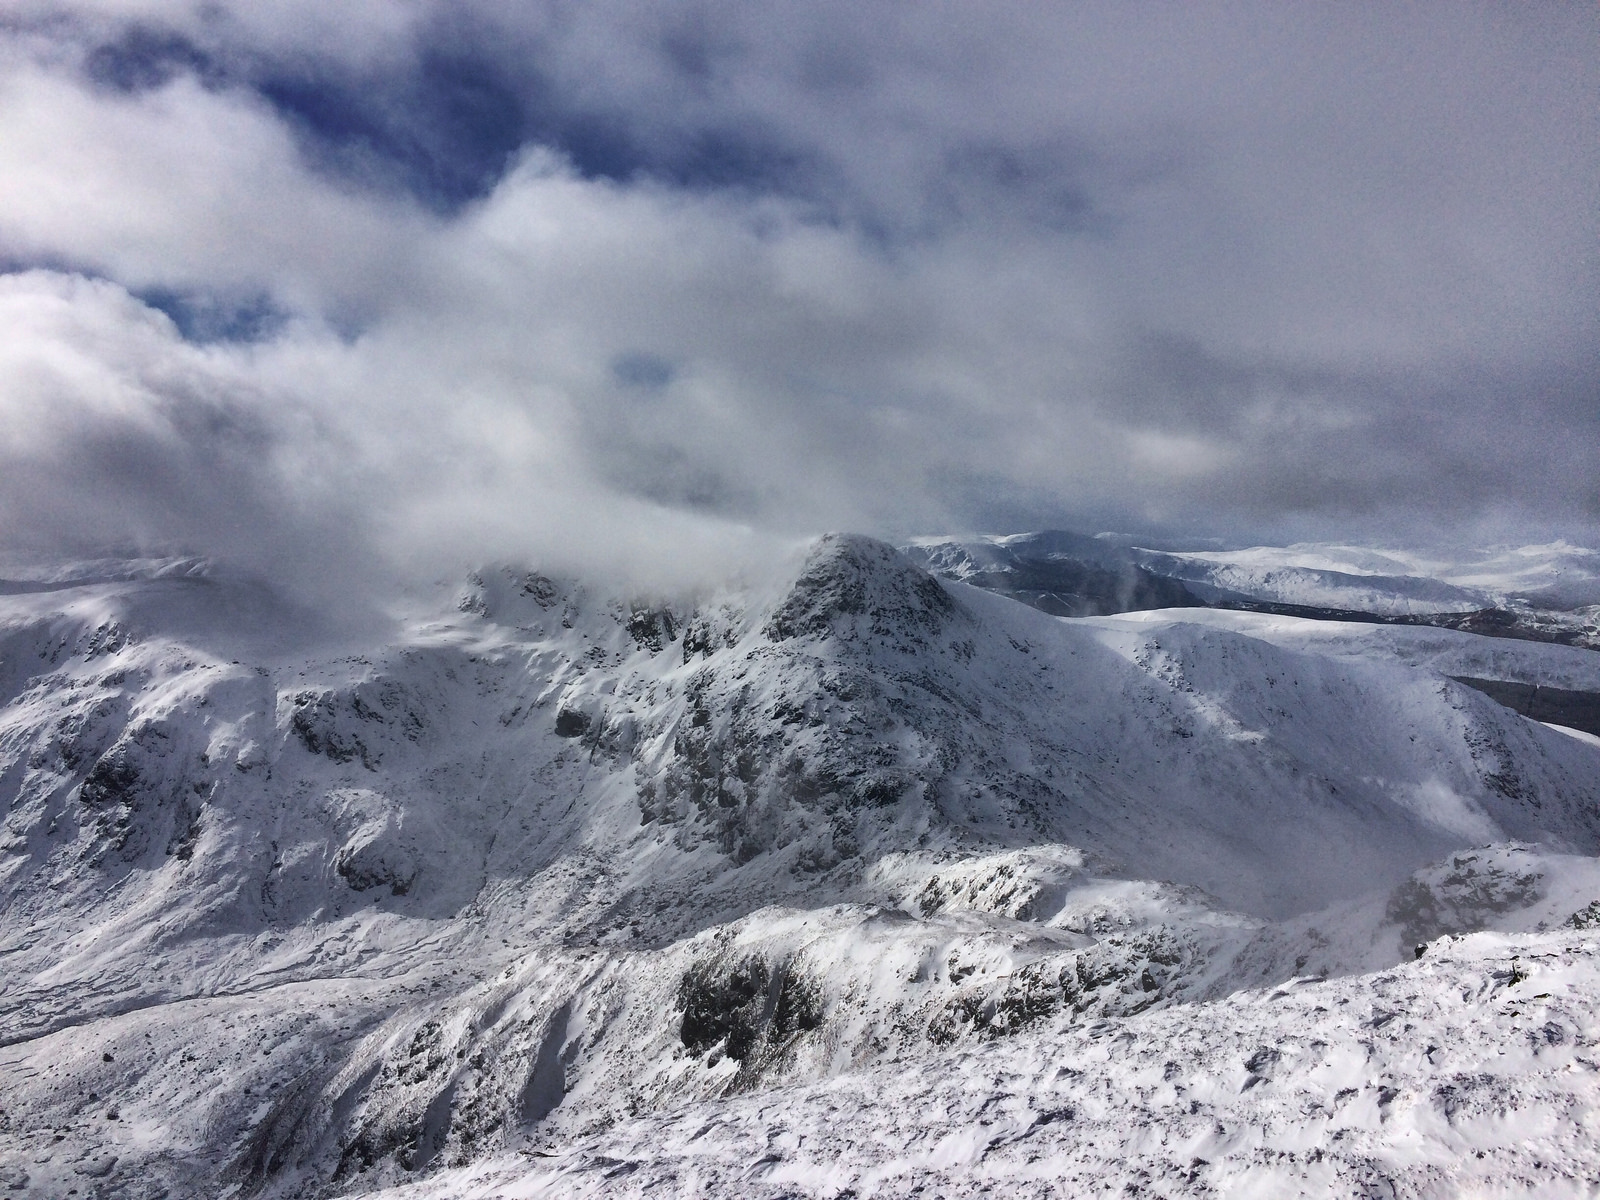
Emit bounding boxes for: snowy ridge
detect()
[1,535,1599,1197]
[364,927,1600,1199]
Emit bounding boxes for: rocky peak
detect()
[763,534,961,645]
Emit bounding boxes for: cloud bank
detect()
[0,2,1596,594]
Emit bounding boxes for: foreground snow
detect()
[366,927,1600,1199]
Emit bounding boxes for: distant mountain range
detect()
[906,530,1600,649]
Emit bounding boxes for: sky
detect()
[0,2,1596,595]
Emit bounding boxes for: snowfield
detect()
[1,534,1598,1198]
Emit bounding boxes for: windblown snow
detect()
[2,534,1599,1198]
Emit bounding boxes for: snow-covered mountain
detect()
[902,530,1204,617]
[3,534,1600,1197]
[911,531,1600,650]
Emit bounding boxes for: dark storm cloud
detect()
[0,1,1595,592]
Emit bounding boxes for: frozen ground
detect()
[1,535,1598,1198]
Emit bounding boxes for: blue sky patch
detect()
[135,287,288,345]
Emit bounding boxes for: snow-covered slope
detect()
[2,535,1599,1197]
[1131,539,1600,614]
[1131,547,1493,614]
[361,926,1600,1199]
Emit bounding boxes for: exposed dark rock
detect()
[1385,849,1545,948]
[928,929,1192,1045]
[679,955,769,1060]
[678,954,821,1063]
[289,680,425,767]
[1565,900,1600,930]
[73,722,202,865]
[765,535,957,644]
[625,606,677,653]
[290,691,378,768]
[335,830,418,896]
[553,708,590,738]
[78,744,141,809]
[520,573,560,607]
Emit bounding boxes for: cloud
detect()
[0,271,358,580]
[0,2,1595,603]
